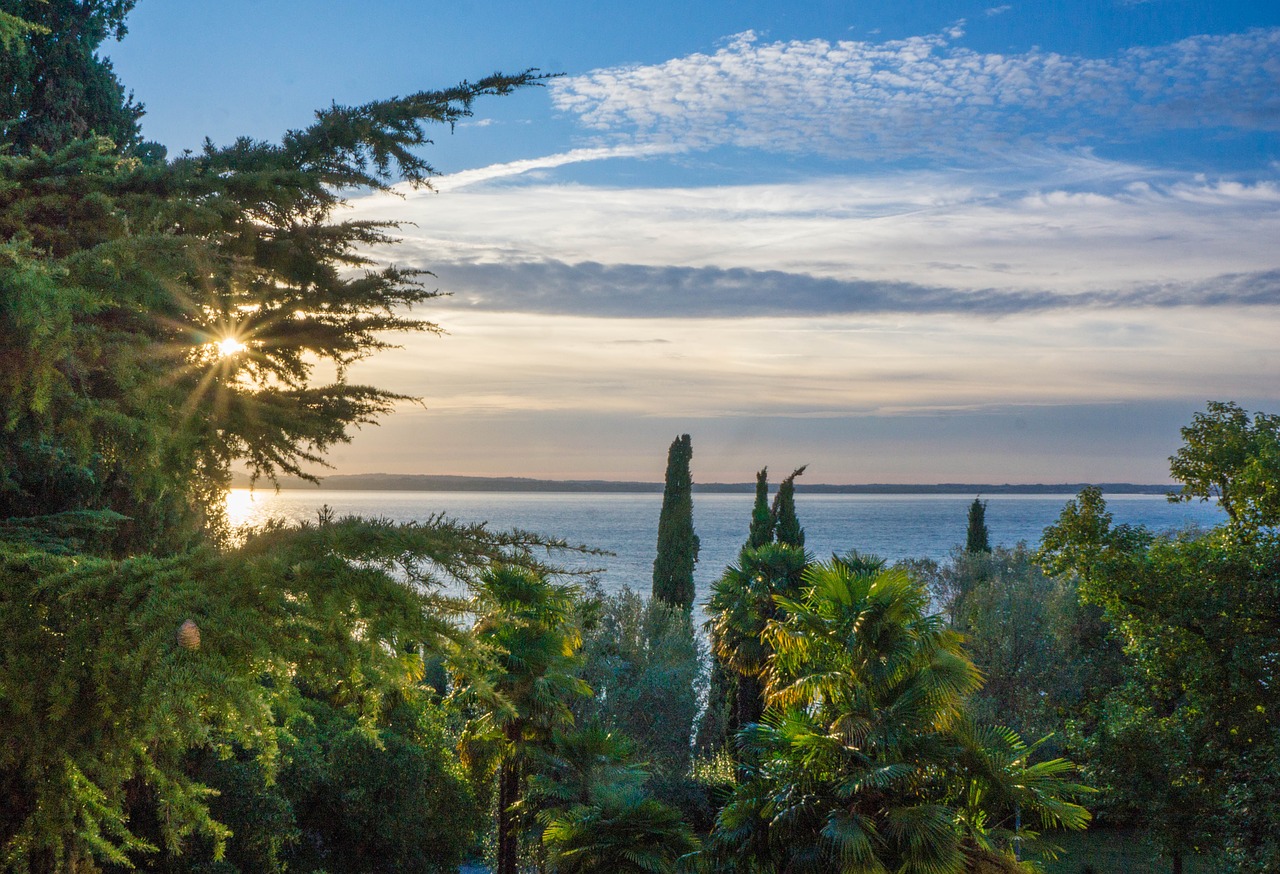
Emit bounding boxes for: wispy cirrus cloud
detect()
[550,27,1280,159]
[430,142,683,190]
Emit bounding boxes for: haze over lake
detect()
[228,489,1223,604]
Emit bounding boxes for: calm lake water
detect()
[227,490,1223,606]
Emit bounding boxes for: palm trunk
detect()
[497,752,520,874]
[738,672,764,726]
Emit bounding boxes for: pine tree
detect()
[0,25,540,551]
[967,497,992,553]
[0,5,559,868]
[651,434,699,610]
[771,466,807,549]
[0,0,144,154]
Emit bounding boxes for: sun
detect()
[216,336,246,357]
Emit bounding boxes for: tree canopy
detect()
[1168,400,1280,532]
[0,24,540,550]
[0,5,568,870]
[1034,401,1280,871]
[0,0,143,155]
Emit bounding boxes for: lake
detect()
[226,489,1223,606]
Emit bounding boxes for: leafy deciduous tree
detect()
[574,587,703,802]
[1037,407,1280,872]
[1168,400,1280,532]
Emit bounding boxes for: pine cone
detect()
[177,619,201,651]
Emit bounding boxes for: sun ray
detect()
[217,336,246,357]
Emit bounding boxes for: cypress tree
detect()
[652,434,699,610]
[746,467,772,548]
[966,497,992,553]
[771,466,807,549]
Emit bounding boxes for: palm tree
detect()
[456,565,590,874]
[532,726,699,874]
[704,555,1090,873]
[706,542,807,728]
[528,726,647,810]
[542,796,698,874]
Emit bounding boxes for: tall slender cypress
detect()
[747,467,773,549]
[652,434,699,609]
[966,497,992,553]
[771,466,807,549]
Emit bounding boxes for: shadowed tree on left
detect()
[0,4,558,871]
[0,0,543,553]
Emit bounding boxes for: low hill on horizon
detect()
[229,472,1179,496]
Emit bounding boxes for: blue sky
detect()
[108,1,1280,483]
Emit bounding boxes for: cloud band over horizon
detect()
[425,260,1280,318]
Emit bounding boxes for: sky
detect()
[107,0,1280,483]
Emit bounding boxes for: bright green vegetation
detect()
[894,400,1280,873]
[2,4,1278,873]
[704,554,1089,873]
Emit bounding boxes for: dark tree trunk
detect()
[497,755,520,874]
[738,672,764,727]
[1172,851,1183,874]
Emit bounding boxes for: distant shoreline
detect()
[230,472,1179,496]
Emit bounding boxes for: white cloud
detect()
[548,27,1280,159]
[428,142,682,190]
[350,167,1280,295]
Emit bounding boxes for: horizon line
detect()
[230,472,1179,495]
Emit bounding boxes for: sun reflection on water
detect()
[225,488,264,528]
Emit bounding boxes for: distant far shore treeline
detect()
[230,472,1180,495]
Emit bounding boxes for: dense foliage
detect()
[1168,400,1280,531]
[704,555,1090,873]
[5,7,1278,874]
[574,586,705,819]
[1037,479,1280,872]
[702,466,809,749]
[0,0,142,155]
[0,513,580,871]
[455,566,590,874]
[0,4,586,872]
[0,0,540,552]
